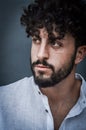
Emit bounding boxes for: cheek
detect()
[31,45,38,62]
[49,53,63,69]
[49,51,71,69]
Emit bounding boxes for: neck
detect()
[40,72,81,103]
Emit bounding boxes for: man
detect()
[0,0,86,130]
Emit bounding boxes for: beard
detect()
[31,52,76,88]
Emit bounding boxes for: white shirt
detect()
[0,73,86,130]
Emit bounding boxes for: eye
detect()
[50,40,63,48]
[32,36,41,44]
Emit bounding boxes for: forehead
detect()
[32,28,75,45]
[40,28,48,38]
[33,28,71,40]
[31,28,48,38]
[34,27,61,38]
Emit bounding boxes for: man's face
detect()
[31,28,76,87]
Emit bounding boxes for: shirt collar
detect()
[33,73,86,119]
[66,73,86,119]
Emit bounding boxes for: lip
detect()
[35,64,50,71]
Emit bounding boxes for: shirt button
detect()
[38,91,41,95]
[83,101,86,104]
[45,109,48,113]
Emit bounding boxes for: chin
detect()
[33,73,59,88]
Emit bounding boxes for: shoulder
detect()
[76,73,86,97]
[0,76,36,94]
[0,76,38,105]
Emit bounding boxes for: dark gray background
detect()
[0,0,86,86]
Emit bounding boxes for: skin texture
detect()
[20,0,86,129]
[31,28,86,130]
[31,28,76,87]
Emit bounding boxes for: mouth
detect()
[34,64,51,71]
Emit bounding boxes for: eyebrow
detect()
[31,30,64,41]
[49,35,64,41]
[31,33,40,38]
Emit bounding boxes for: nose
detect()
[37,42,49,61]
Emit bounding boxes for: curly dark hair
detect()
[20,0,86,48]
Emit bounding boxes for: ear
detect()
[75,45,86,64]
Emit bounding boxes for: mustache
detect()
[32,60,54,71]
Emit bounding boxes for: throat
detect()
[40,77,81,102]
[48,96,78,130]
[40,78,81,130]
